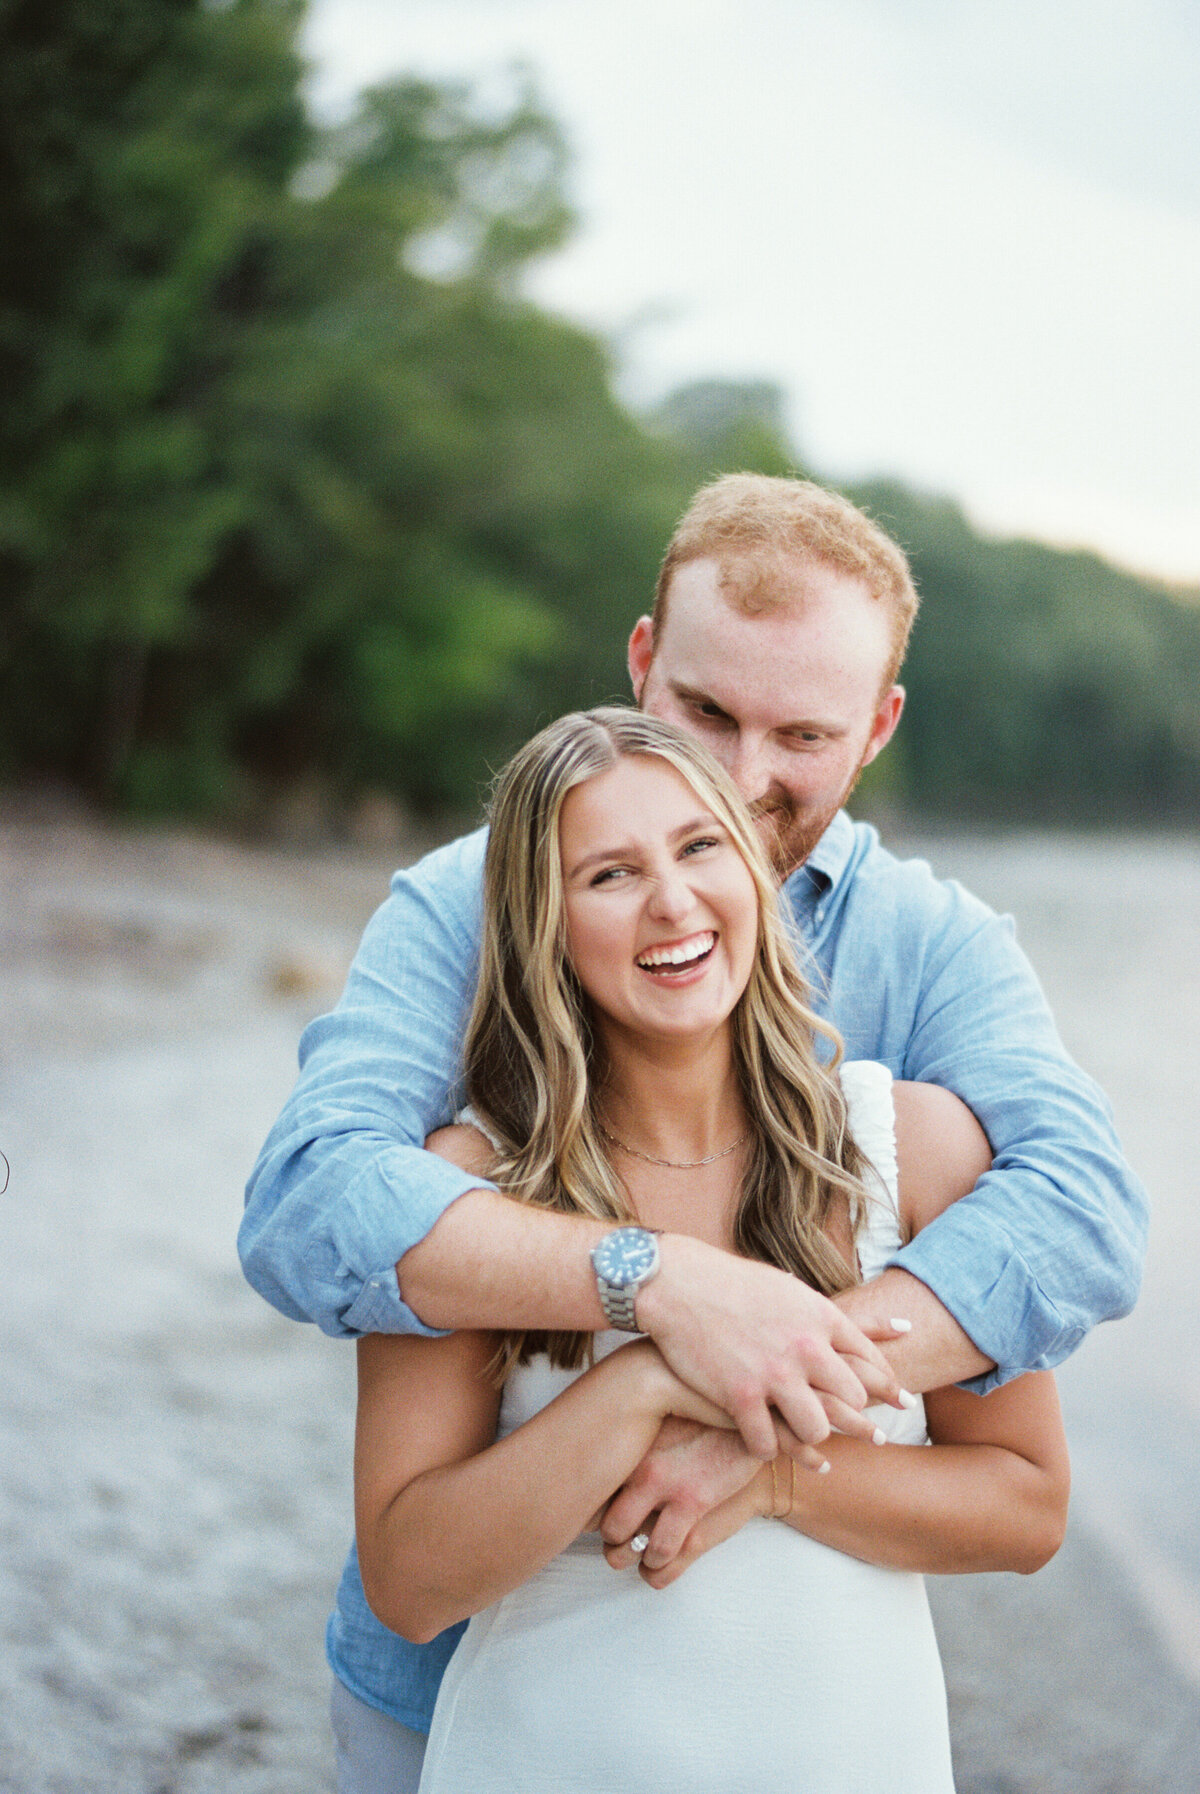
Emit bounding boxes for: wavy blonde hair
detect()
[464,708,871,1376]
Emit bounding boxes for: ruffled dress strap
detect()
[838,1059,901,1284]
[456,1104,502,1152]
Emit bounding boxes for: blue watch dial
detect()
[592,1226,658,1285]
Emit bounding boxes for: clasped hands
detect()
[598,1242,917,1586]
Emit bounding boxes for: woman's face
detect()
[558,753,759,1051]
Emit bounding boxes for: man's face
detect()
[629,555,904,877]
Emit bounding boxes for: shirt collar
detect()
[782,809,856,909]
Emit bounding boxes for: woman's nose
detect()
[647,866,694,923]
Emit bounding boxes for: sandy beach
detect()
[1,807,1197,1792]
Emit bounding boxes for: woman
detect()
[353,709,1070,1793]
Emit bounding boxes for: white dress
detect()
[418,1063,955,1794]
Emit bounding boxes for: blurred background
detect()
[1,1,1197,1789]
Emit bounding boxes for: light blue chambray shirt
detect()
[240,810,1147,1732]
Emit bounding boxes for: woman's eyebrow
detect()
[564,812,722,879]
[668,810,722,841]
[564,841,634,879]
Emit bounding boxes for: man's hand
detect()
[635,1234,910,1459]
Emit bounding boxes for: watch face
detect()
[593,1227,658,1287]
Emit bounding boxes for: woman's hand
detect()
[621,1464,776,1589]
[602,1338,737,1437]
[598,1419,771,1572]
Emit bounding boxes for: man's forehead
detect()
[670,548,867,609]
[663,553,889,654]
[652,557,895,719]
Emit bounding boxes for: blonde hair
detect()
[463,707,870,1378]
[654,473,919,685]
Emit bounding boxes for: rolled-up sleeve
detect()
[885,886,1148,1391]
[239,828,494,1338]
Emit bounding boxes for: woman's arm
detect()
[355,1319,732,1644]
[749,1366,1069,1575]
[359,1123,727,1640]
[622,1082,1070,1586]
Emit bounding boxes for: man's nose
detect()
[724,732,772,806]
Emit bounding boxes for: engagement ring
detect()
[630,1532,651,1554]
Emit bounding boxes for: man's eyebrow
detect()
[668,679,841,736]
[668,680,732,717]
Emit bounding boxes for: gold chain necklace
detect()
[597,1123,750,1170]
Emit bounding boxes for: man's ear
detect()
[862,685,905,767]
[627,615,655,701]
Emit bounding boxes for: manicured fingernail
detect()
[817,1459,832,1475]
[898,1389,919,1409]
[872,1426,888,1446]
[889,1317,913,1332]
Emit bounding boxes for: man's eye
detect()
[692,701,730,724]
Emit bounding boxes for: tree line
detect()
[2,0,1197,827]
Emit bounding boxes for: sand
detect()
[1,808,1197,1791]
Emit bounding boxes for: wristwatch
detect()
[590,1226,661,1332]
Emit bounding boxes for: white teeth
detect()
[637,932,715,970]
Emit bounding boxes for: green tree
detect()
[0,0,312,800]
[0,2,675,815]
[850,481,1200,821]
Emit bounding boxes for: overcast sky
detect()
[303,0,1200,586]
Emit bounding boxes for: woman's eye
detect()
[682,836,719,857]
[590,865,629,886]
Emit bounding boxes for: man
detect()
[241,475,1146,1782]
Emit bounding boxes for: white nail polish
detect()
[897,1389,919,1410]
[872,1426,888,1446]
[889,1317,913,1332]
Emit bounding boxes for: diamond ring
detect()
[630,1532,651,1554]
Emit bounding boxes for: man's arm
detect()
[867,875,1147,1392]
[239,829,492,1338]
[410,1127,906,1457]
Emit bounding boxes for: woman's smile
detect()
[559,755,759,1047]
[635,929,717,976]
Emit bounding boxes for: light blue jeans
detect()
[331,1677,427,1794]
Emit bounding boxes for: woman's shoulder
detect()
[891,1080,992,1236]
[425,1121,497,1177]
